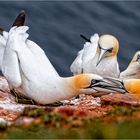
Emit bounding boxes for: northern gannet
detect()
[83,34,120,78]
[70,34,99,75]
[71,34,120,78]
[2,26,119,105]
[120,51,140,79]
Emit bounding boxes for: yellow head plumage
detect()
[97,34,119,57]
[70,73,102,89]
[124,79,140,98]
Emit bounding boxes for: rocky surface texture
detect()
[0,76,140,138]
[0,76,139,123]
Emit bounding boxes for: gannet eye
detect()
[107,48,113,53]
[84,79,100,89]
[91,79,100,84]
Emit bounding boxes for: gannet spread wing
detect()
[70,33,99,75]
[82,34,99,65]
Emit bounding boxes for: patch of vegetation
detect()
[1,105,140,139]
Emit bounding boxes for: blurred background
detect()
[0,1,140,76]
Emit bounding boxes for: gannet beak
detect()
[85,78,125,93]
[104,77,128,93]
[96,49,106,66]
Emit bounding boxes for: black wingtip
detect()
[0,27,4,35]
[12,10,26,27]
[80,34,91,42]
[0,27,4,33]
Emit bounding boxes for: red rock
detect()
[101,93,140,106]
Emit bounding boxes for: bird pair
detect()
[0,11,139,105]
[71,33,140,80]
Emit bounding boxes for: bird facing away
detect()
[105,77,140,99]
[120,51,140,79]
[82,34,120,78]
[70,34,99,75]
[2,26,119,104]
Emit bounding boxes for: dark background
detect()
[0,1,140,77]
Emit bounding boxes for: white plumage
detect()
[2,26,117,104]
[71,34,120,78]
[70,33,99,75]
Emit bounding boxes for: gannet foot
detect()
[47,101,63,106]
[10,89,35,105]
[16,98,35,105]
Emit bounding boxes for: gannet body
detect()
[83,52,120,77]
[70,34,99,75]
[2,26,118,104]
[120,51,140,79]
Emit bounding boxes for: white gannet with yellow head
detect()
[2,26,119,104]
[83,34,120,78]
[70,34,99,75]
[120,51,140,79]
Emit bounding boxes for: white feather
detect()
[70,33,99,75]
